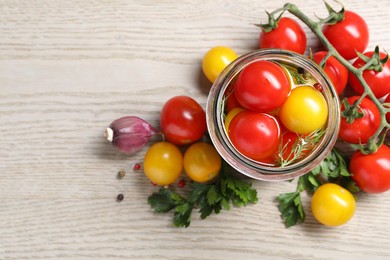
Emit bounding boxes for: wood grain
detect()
[1,0,390,259]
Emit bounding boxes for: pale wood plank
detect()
[1,0,390,259]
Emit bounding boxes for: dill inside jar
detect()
[206,49,340,181]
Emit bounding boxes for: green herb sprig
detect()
[148,163,258,228]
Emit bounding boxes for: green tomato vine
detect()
[266,2,390,153]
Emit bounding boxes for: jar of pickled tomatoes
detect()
[206,49,340,181]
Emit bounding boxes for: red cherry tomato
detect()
[386,94,390,123]
[259,17,307,55]
[348,51,390,99]
[313,51,348,95]
[225,83,242,112]
[339,96,381,144]
[228,111,280,161]
[350,145,390,193]
[322,11,369,60]
[226,92,241,112]
[279,131,306,162]
[160,96,206,145]
[234,60,291,112]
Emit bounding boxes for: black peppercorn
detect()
[117,170,126,179]
[117,194,124,201]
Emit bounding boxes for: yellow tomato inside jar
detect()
[279,85,328,135]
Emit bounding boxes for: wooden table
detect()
[2,1,390,259]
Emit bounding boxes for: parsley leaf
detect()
[147,188,186,212]
[147,162,258,228]
[316,148,350,180]
[277,191,305,227]
[297,172,321,194]
[173,202,193,228]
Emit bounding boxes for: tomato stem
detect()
[318,49,335,68]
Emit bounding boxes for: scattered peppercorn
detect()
[314,82,323,92]
[117,170,126,179]
[177,179,186,188]
[297,67,305,74]
[133,163,141,171]
[117,194,124,201]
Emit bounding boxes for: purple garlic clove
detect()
[104,116,158,154]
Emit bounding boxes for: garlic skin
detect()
[105,116,158,154]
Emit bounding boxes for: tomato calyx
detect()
[356,46,389,73]
[340,98,364,124]
[320,1,345,25]
[350,130,389,155]
[256,10,285,33]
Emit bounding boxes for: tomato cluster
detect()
[143,96,222,186]
[200,6,390,226]
[256,7,390,226]
[219,58,329,166]
[315,13,390,196]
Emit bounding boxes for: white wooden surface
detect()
[1,1,390,259]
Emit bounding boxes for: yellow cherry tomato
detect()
[279,85,328,134]
[202,46,238,83]
[311,183,356,226]
[224,107,244,132]
[143,142,183,186]
[184,142,222,183]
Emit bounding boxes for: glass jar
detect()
[206,49,340,181]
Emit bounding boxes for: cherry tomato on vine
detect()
[339,96,381,144]
[322,11,369,60]
[313,51,348,95]
[348,51,390,99]
[202,46,238,83]
[160,96,207,145]
[183,142,222,183]
[143,142,183,186]
[228,111,280,161]
[259,17,307,55]
[234,60,291,112]
[350,145,390,194]
[311,183,356,226]
[279,86,328,134]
